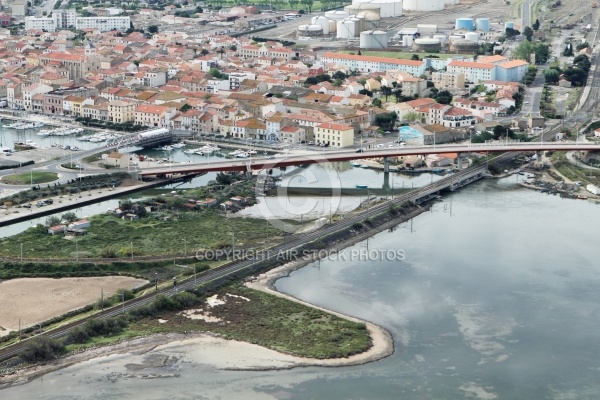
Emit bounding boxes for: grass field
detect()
[338,50,457,60]
[2,172,58,185]
[0,212,282,259]
[551,151,600,186]
[127,284,371,359]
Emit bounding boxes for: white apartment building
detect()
[447,61,496,83]
[25,16,56,32]
[320,52,426,76]
[75,16,130,32]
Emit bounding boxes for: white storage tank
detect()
[329,19,337,33]
[464,31,480,42]
[298,24,323,36]
[403,0,444,12]
[402,35,414,46]
[325,10,350,21]
[451,39,480,52]
[433,34,446,46]
[449,34,464,43]
[354,15,366,34]
[476,18,490,32]
[337,19,356,39]
[360,30,389,49]
[351,0,403,17]
[413,37,442,52]
[311,15,330,34]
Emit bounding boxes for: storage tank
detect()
[337,19,356,39]
[505,21,514,30]
[403,0,443,11]
[325,10,350,21]
[311,15,330,34]
[345,3,381,16]
[417,24,438,34]
[476,18,490,32]
[433,34,446,46]
[360,30,389,49]
[329,19,337,33]
[451,39,480,52]
[412,37,442,52]
[298,24,323,36]
[455,18,474,31]
[449,34,464,43]
[351,0,403,17]
[402,35,414,46]
[464,32,480,42]
[444,0,459,4]
[354,15,366,34]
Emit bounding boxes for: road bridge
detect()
[136,142,600,177]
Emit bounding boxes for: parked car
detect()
[44,199,53,205]
[355,148,364,153]
[23,204,32,209]
[36,201,47,207]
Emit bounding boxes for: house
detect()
[196,198,217,208]
[403,155,425,169]
[69,219,90,229]
[314,122,354,148]
[123,213,139,221]
[105,152,129,168]
[48,225,66,235]
[594,128,600,138]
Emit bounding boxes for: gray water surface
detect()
[2,177,600,399]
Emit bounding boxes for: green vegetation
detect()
[2,172,58,185]
[0,211,280,258]
[551,152,600,186]
[132,285,371,359]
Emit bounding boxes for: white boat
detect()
[32,121,45,128]
[172,142,186,149]
[228,149,244,156]
[37,130,51,136]
[184,149,196,154]
[5,122,23,129]
[158,145,173,151]
[247,150,258,155]
[235,152,249,158]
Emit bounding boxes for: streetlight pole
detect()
[118,293,125,314]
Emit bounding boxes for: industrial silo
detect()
[329,20,337,33]
[351,0,403,17]
[413,38,442,52]
[354,15,366,34]
[476,18,490,32]
[325,10,350,21]
[360,30,389,49]
[455,18,474,31]
[337,19,356,39]
[311,15,330,34]
[450,38,480,52]
[403,0,444,11]
[433,34,447,46]
[464,32,480,42]
[402,35,414,46]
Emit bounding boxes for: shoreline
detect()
[0,206,426,389]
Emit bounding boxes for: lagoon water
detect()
[2,177,600,399]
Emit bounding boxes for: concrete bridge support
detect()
[457,153,464,170]
[383,157,390,173]
[536,150,543,167]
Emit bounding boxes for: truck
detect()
[586,184,600,195]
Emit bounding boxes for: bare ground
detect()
[0,276,147,336]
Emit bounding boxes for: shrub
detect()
[20,336,65,362]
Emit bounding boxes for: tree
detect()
[229,44,237,51]
[513,41,550,63]
[523,26,534,41]
[180,103,192,112]
[380,85,392,101]
[200,48,209,56]
[411,54,420,61]
[288,0,298,9]
[432,89,453,105]
[393,88,403,102]
[62,212,78,223]
[372,98,382,107]
[505,27,520,39]
[45,216,61,227]
[216,172,232,185]
[563,43,573,57]
[533,18,540,31]
[544,68,560,84]
[403,111,421,123]
[148,25,159,34]
[375,112,398,130]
